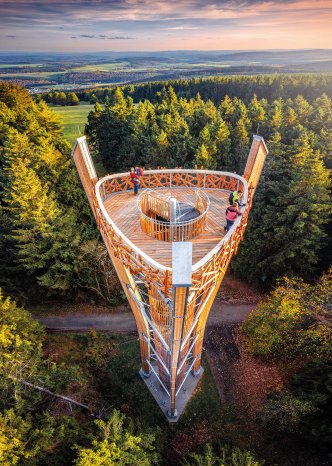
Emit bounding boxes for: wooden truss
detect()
[72,135,268,420]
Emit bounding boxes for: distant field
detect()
[0,63,43,68]
[52,103,94,144]
[70,62,129,72]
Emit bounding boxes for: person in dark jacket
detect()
[135,166,144,177]
[225,203,242,232]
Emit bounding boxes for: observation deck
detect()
[96,169,248,270]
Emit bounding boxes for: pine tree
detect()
[0,409,53,465]
[0,83,97,299]
[87,88,136,172]
[67,92,79,106]
[293,95,312,126]
[269,99,283,132]
[0,290,45,408]
[219,95,235,124]
[233,130,331,287]
[195,143,214,169]
[4,155,58,275]
[210,116,231,169]
[56,92,67,106]
[284,131,331,276]
[74,410,158,466]
[248,94,266,133]
[231,117,250,172]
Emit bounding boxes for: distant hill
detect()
[1,49,332,91]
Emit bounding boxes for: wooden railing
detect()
[100,169,245,197]
[141,190,171,221]
[194,190,209,215]
[137,189,210,242]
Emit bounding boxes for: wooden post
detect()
[244,135,269,192]
[72,136,98,212]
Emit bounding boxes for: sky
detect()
[1,0,332,52]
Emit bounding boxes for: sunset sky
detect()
[1,0,332,52]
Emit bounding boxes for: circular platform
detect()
[137,188,210,242]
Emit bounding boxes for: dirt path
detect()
[34,302,257,332]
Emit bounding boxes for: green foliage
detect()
[0,290,83,410]
[242,272,332,446]
[86,87,235,173]
[74,74,332,109]
[78,240,123,304]
[233,123,331,286]
[241,272,331,363]
[0,82,101,300]
[87,84,331,286]
[67,92,80,106]
[74,410,158,466]
[260,360,332,447]
[52,103,97,144]
[291,360,332,443]
[0,409,53,466]
[0,291,98,466]
[46,416,91,466]
[0,291,45,410]
[261,391,316,433]
[182,443,263,466]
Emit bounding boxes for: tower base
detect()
[139,366,204,422]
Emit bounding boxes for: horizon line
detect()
[1,47,332,54]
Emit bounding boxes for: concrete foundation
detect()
[139,365,204,422]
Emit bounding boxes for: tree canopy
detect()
[86,85,331,287]
[0,83,99,301]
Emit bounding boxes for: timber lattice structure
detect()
[72,135,268,421]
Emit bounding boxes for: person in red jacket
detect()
[130,167,140,195]
[225,203,242,232]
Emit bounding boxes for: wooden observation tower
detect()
[72,135,268,421]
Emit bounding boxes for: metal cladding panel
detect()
[172,242,192,287]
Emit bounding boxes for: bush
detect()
[74,409,159,466]
[261,391,316,432]
[241,273,331,363]
[182,443,264,466]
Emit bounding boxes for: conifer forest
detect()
[0,74,331,465]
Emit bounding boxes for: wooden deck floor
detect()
[103,188,229,268]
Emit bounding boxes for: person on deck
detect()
[130,167,140,195]
[135,166,144,177]
[225,203,242,232]
[229,189,245,207]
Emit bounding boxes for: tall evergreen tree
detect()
[0,83,97,300]
[231,117,250,172]
[248,94,266,133]
[233,130,331,287]
[210,116,232,169]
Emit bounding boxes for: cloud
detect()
[107,36,133,39]
[0,0,331,51]
[164,26,201,30]
[78,33,133,40]
[7,35,16,38]
[1,0,331,25]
